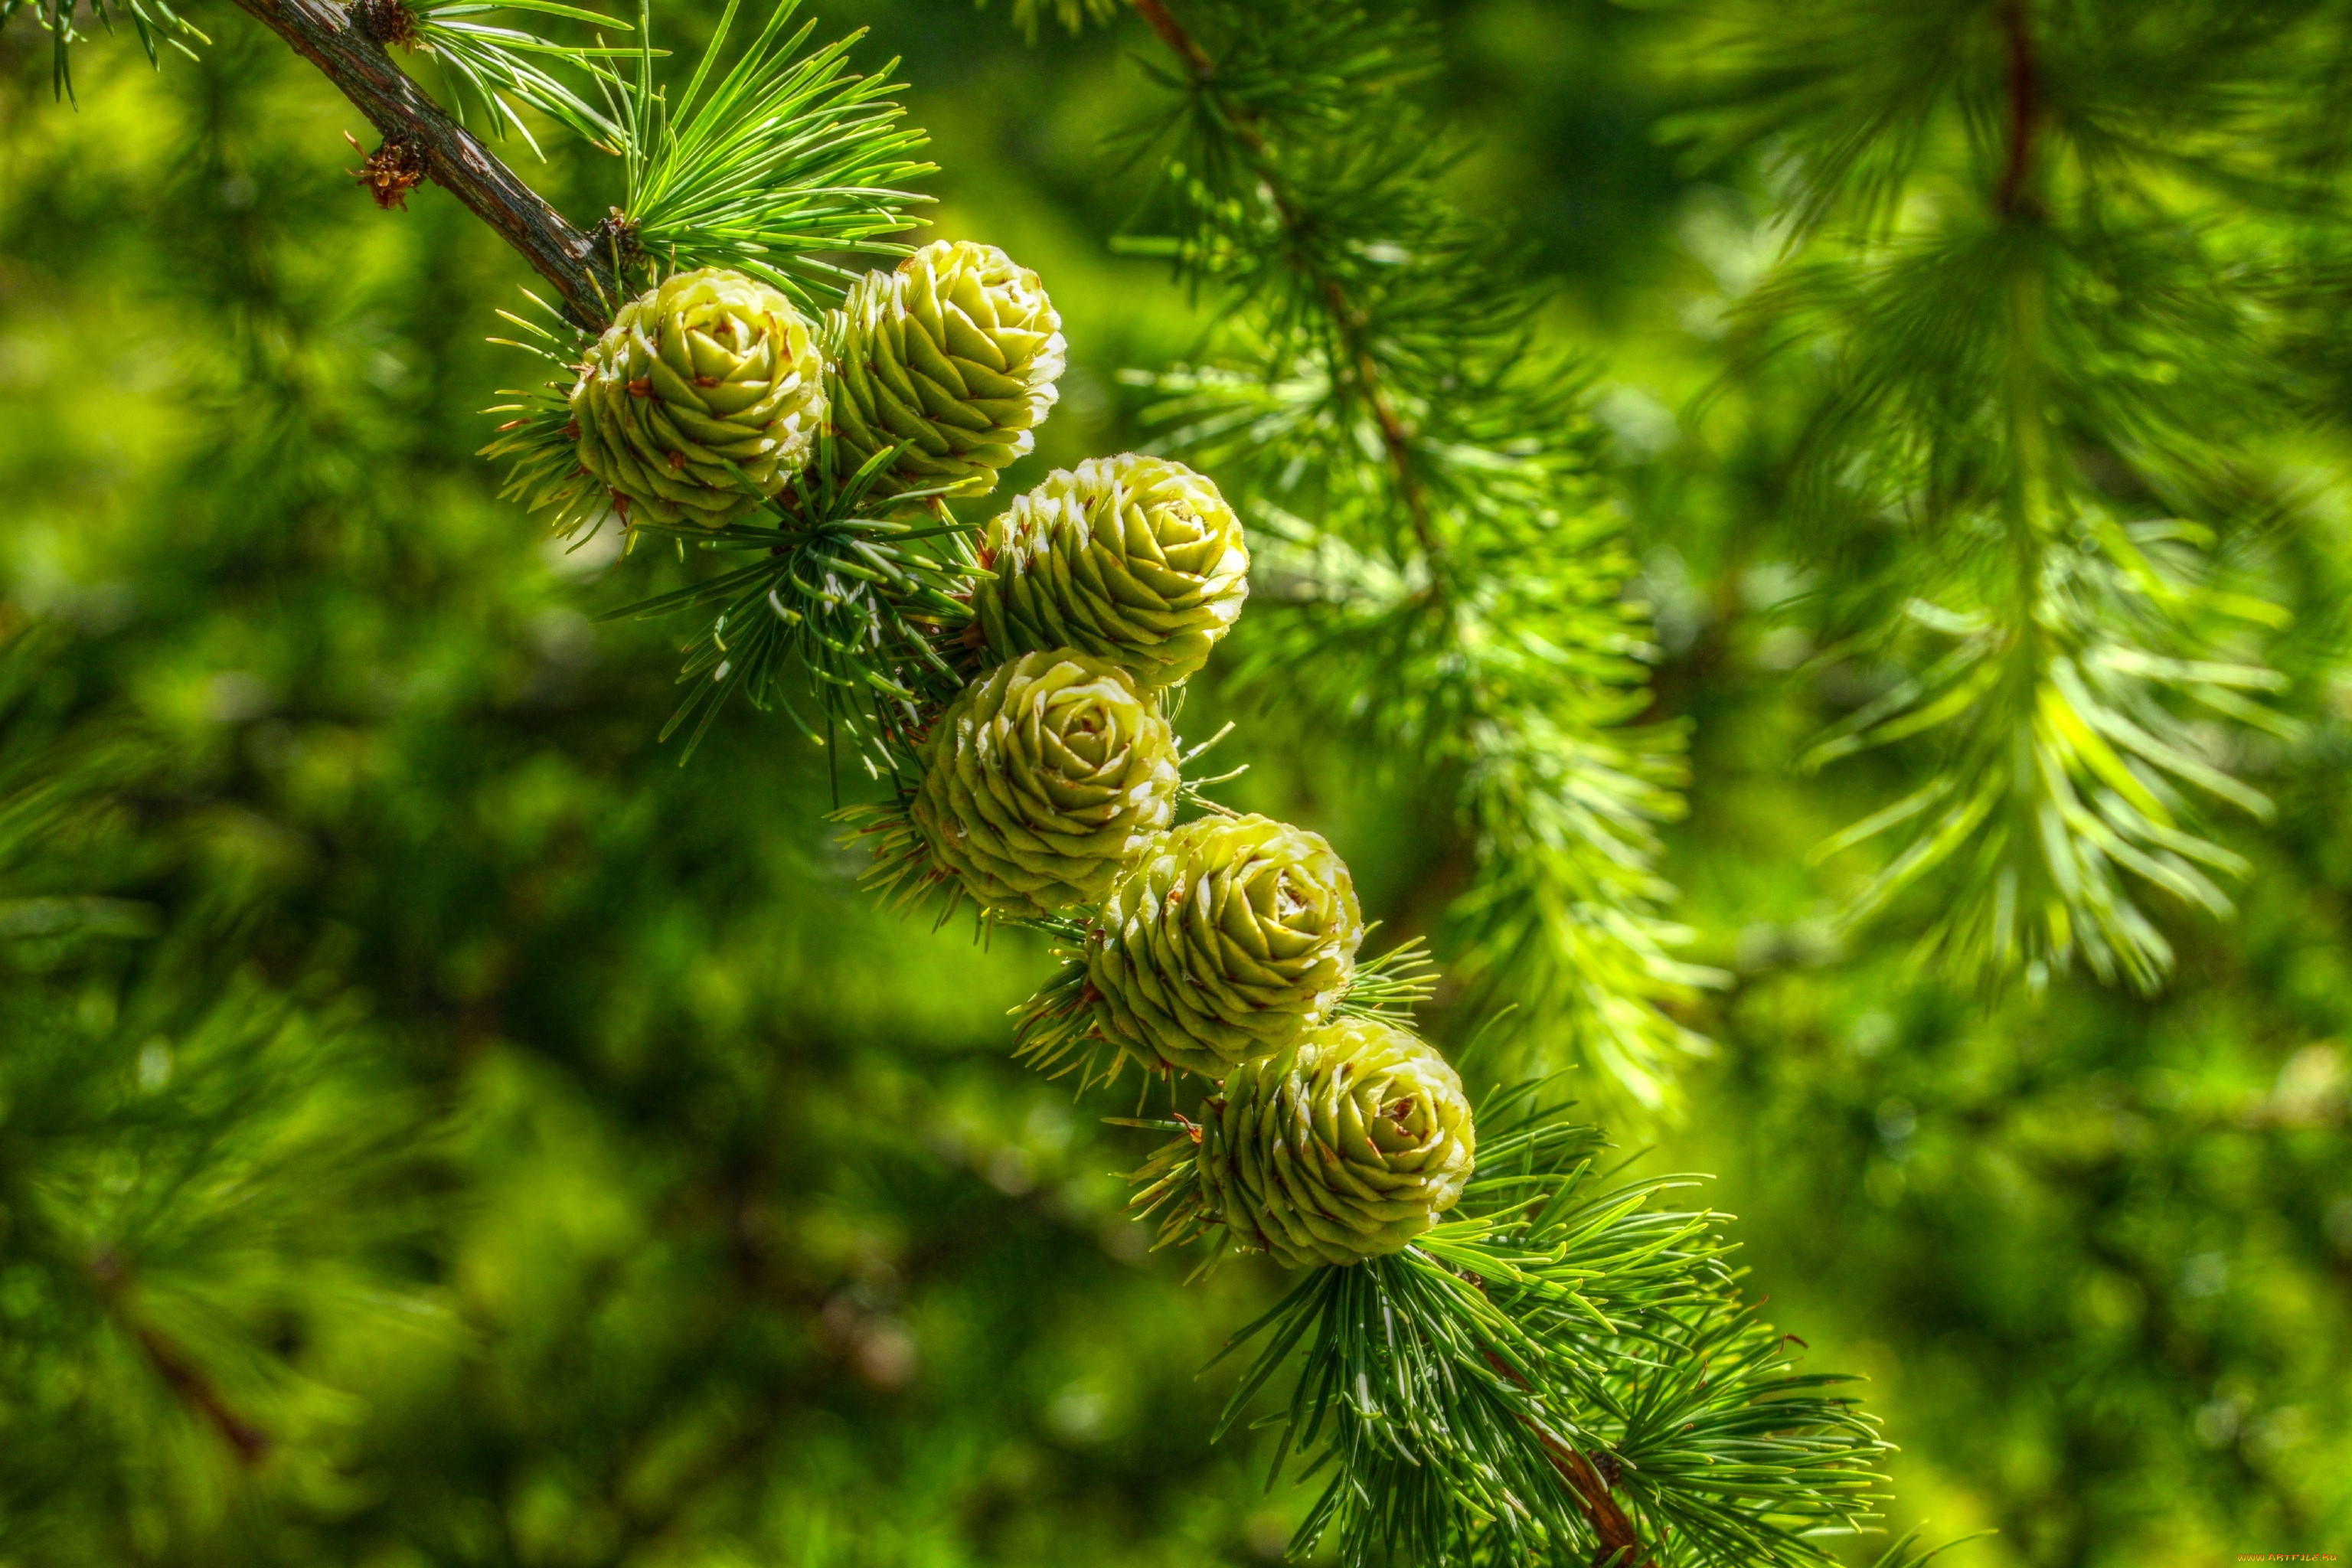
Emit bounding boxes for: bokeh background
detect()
[2,2,2347,1564]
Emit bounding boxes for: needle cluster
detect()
[1093,0,1719,1106]
[1672,0,2314,990]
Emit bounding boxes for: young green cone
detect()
[873,650,1180,919]
[972,455,1250,688]
[827,240,1066,501]
[570,267,826,528]
[1184,1017,1476,1269]
[1083,814,1363,1078]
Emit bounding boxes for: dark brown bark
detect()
[1129,0,1212,75]
[1997,0,2041,220]
[135,1324,273,1463]
[89,1246,273,1464]
[1536,1426,1656,1568]
[229,0,619,328]
[1472,1338,1655,1566]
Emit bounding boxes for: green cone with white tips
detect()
[1084,813,1362,1078]
[827,240,1065,500]
[1194,1016,1476,1269]
[569,267,826,528]
[972,454,1250,688]
[899,649,1180,918]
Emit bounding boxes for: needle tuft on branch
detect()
[346,128,427,207]
[348,0,417,48]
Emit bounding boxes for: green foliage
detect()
[1670,0,2318,991]
[1095,0,1717,1106]
[0,637,437,1551]
[606,443,975,766]
[1686,932,2352,1561]
[609,0,933,304]
[407,0,632,150]
[0,28,1266,1559]
[2,1,2349,1566]
[0,0,201,103]
[1137,1083,1888,1566]
[975,0,1116,42]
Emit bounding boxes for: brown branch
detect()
[134,1323,274,1464]
[87,1247,272,1465]
[1479,1344,1656,1568]
[228,0,618,328]
[1996,0,2040,220]
[1126,0,1442,566]
[1130,0,1211,75]
[1537,1426,1655,1568]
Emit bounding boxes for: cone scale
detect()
[1191,1016,1477,1269]
[570,267,826,528]
[973,454,1250,689]
[1081,813,1364,1080]
[827,240,1066,501]
[885,650,1181,920]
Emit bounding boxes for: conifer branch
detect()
[1550,1442,1652,1568]
[227,0,619,326]
[1105,0,1713,1102]
[1126,0,1441,564]
[1681,0,2295,990]
[93,1245,272,1468]
[1994,0,2038,220]
[1487,1344,1656,1567]
[1127,0,1204,73]
[1129,1082,1894,1566]
[129,1320,276,1462]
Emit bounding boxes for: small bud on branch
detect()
[345,129,427,209]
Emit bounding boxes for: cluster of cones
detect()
[525,239,1475,1272]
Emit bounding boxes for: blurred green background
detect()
[1,2,2347,1564]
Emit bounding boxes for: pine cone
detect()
[570,267,825,528]
[973,455,1250,688]
[828,240,1066,501]
[1196,1017,1475,1269]
[1087,814,1363,1077]
[905,650,1180,917]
